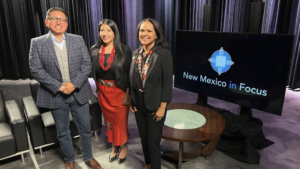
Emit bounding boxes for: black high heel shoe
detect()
[109,153,118,162]
[109,146,119,162]
[117,145,128,164]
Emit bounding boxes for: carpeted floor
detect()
[0,78,299,169]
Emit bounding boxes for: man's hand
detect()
[60,85,67,93]
[61,82,76,94]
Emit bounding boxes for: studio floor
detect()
[0,78,299,169]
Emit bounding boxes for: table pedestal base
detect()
[161,140,202,169]
[161,140,202,161]
[161,135,221,169]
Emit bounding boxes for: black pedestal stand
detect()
[238,105,252,117]
[195,94,208,106]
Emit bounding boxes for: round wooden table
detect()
[161,103,226,169]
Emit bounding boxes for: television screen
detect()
[174,31,294,115]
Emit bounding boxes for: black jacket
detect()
[129,46,173,111]
[91,44,132,92]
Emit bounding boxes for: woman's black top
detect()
[91,44,132,92]
[94,54,116,80]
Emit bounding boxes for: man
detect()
[29,7,101,169]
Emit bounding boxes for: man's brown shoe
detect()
[65,161,75,169]
[85,158,101,169]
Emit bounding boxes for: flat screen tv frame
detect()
[174,30,294,116]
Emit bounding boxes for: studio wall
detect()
[0,0,102,79]
[1,0,300,89]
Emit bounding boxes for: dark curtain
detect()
[0,0,102,79]
[261,0,292,34]
[102,0,126,44]
[102,0,174,52]
[175,0,206,31]
[217,0,252,32]
[284,0,300,89]
[259,0,300,88]
[175,0,253,32]
[0,0,43,79]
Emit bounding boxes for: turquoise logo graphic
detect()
[208,47,234,75]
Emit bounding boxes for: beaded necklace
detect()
[99,45,115,71]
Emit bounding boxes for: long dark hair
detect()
[91,19,125,72]
[136,18,169,49]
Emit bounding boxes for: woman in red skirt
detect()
[90,19,132,164]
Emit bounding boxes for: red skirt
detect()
[97,80,129,146]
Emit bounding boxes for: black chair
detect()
[22,81,102,155]
[0,88,29,162]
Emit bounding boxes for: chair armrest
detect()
[22,96,45,148]
[22,96,41,119]
[5,100,29,152]
[89,95,102,131]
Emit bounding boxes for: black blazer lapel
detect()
[92,47,100,83]
[45,32,61,72]
[129,52,138,89]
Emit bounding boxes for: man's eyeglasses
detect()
[47,16,68,23]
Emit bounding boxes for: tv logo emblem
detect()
[208,47,234,75]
